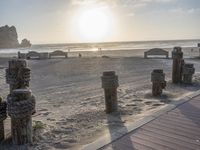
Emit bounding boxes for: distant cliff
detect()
[0,25,31,49]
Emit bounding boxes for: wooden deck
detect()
[100,95,200,150]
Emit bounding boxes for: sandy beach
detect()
[1,47,200,149]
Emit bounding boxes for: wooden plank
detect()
[156,115,200,129]
[102,137,154,150]
[145,123,200,140]
[101,97,200,150]
[163,112,200,122]
[148,121,200,137]
[136,128,199,150]
[140,127,200,146]
[154,118,200,132]
[130,135,176,150]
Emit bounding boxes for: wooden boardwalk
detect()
[100,96,200,150]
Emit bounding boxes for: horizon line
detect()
[33,38,200,46]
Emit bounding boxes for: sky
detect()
[0,0,200,44]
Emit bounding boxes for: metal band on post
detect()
[151,69,166,96]
[101,71,119,114]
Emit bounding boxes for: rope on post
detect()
[0,102,7,122]
[5,59,36,145]
[6,66,30,88]
[0,97,7,141]
[7,89,35,145]
[182,63,195,84]
[7,94,35,119]
[151,69,166,96]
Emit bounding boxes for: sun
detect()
[78,8,112,42]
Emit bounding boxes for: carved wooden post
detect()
[101,71,119,114]
[172,47,184,83]
[7,89,35,145]
[0,97,7,142]
[182,63,195,84]
[151,69,166,96]
[6,59,35,145]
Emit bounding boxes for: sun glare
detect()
[78,8,112,42]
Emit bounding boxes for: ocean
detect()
[0,39,200,57]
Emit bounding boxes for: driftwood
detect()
[101,71,119,113]
[172,47,184,83]
[144,48,169,58]
[151,69,166,96]
[6,59,35,145]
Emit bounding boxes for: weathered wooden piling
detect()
[7,89,35,144]
[6,59,35,145]
[172,47,184,83]
[182,63,195,84]
[151,69,166,96]
[0,97,7,141]
[101,71,119,114]
[6,59,30,93]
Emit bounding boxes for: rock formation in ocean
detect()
[20,38,31,47]
[0,25,31,49]
[0,25,19,48]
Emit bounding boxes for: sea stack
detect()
[0,25,31,49]
[20,38,31,47]
[0,25,19,48]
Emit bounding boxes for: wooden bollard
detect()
[7,89,35,145]
[5,59,35,145]
[182,63,195,84]
[101,71,119,114]
[172,47,184,83]
[6,59,30,93]
[0,97,7,142]
[151,69,166,96]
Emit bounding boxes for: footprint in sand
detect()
[39,108,48,112]
[144,101,153,105]
[152,103,164,107]
[126,103,137,107]
[42,112,51,116]
[53,104,61,108]
[47,118,56,121]
[54,142,71,149]
[132,99,143,102]
[63,139,77,143]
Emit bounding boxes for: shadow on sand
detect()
[100,112,135,150]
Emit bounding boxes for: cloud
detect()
[71,0,175,6]
[170,7,200,15]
